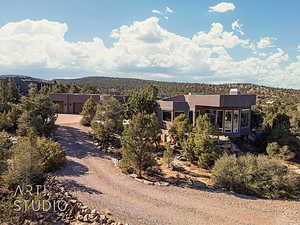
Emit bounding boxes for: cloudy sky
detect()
[0,0,300,88]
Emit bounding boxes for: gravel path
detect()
[55,114,300,225]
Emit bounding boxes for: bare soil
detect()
[55,114,300,225]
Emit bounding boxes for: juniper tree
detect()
[121,113,160,177]
[80,97,97,126]
[91,97,123,148]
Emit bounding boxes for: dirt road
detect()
[55,114,300,225]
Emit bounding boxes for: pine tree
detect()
[7,78,20,104]
[80,97,97,126]
[169,114,191,145]
[91,97,123,148]
[121,113,160,177]
[125,85,158,119]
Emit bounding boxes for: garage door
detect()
[73,103,83,114]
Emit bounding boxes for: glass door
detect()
[233,110,239,133]
[224,110,233,133]
[216,110,224,132]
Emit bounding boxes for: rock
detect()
[129,174,138,178]
[143,180,154,185]
[70,199,77,204]
[91,209,97,214]
[100,214,107,221]
[76,214,84,221]
[83,214,89,222]
[155,181,169,186]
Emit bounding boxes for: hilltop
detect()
[55,76,300,103]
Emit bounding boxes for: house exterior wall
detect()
[157,94,256,137]
[50,93,112,114]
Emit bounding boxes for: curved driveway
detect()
[55,114,300,225]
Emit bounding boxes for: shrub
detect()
[4,137,65,190]
[266,142,295,160]
[34,137,66,173]
[163,144,174,167]
[0,132,12,175]
[212,154,300,199]
[17,95,57,137]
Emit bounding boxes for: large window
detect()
[162,111,172,121]
[233,110,239,133]
[216,110,224,130]
[205,109,217,126]
[224,110,233,133]
[241,109,250,128]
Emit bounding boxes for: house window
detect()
[233,110,239,133]
[224,110,233,133]
[241,109,250,128]
[162,111,172,121]
[174,111,184,118]
[216,110,224,130]
[207,110,216,126]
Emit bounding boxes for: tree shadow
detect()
[57,159,89,177]
[55,125,113,160]
[59,179,102,195]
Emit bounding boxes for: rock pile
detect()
[24,176,128,225]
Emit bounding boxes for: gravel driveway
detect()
[55,114,300,225]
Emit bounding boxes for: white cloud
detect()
[209,2,236,13]
[0,18,299,88]
[257,37,276,48]
[192,23,249,48]
[165,7,174,14]
[231,19,244,35]
[152,10,161,15]
[297,45,300,51]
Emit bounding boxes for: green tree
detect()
[6,79,20,104]
[194,114,216,135]
[17,94,57,137]
[91,97,123,148]
[169,114,191,145]
[125,85,158,119]
[80,97,97,126]
[181,114,221,169]
[0,132,12,175]
[120,113,160,177]
[193,133,222,169]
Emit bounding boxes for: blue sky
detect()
[0,0,300,88]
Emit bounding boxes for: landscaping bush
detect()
[212,154,300,199]
[0,132,12,175]
[266,142,295,160]
[4,137,65,190]
[163,144,174,167]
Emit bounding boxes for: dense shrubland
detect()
[212,154,300,199]
[0,79,65,224]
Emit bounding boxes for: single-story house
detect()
[156,89,256,137]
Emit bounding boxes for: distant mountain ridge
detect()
[54,76,300,103]
[0,74,52,94]
[1,75,300,103]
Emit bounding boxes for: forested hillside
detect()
[55,76,300,104]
